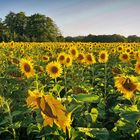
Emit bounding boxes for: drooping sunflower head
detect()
[119,52,130,62]
[26,90,44,109]
[112,67,122,75]
[57,52,66,64]
[11,57,20,65]
[41,95,72,132]
[114,75,139,99]
[135,61,140,74]
[46,61,63,79]
[20,59,35,78]
[85,53,96,65]
[98,50,109,63]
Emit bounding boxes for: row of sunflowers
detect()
[0,42,140,139]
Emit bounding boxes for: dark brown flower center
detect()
[24,63,31,72]
[43,56,48,60]
[112,67,122,74]
[77,54,84,60]
[86,55,92,62]
[66,58,70,63]
[59,55,65,61]
[122,54,128,59]
[51,66,58,73]
[122,78,136,91]
[118,47,122,50]
[100,53,105,59]
[138,64,140,69]
[71,49,76,55]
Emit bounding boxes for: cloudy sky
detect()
[0,0,140,36]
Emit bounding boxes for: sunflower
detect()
[119,52,130,62]
[134,51,140,61]
[98,50,108,63]
[69,47,78,59]
[42,55,49,62]
[85,53,96,65]
[114,75,139,99]
[26,90,44,109]
[11,57,20,65]
[77,53,85,63]
[20,59,35,78]
[112,67,122,75]
[65,55,72,67]
[135,61,140,74]
[41,95,71,132]
[26,90,71,132]
[125,47,131,54]
[110,48,116,54]
[117,46,123,53]
[57,52,66,64]
[46,61,62,79]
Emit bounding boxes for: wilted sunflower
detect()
[114,75,139,99]
[98,50,109,63]
[135,61,140,74]
[26,90,71,132]
[85,53,96,65]
[26,90,44,109]
[46,61,62,79]
[20,59,35,78]
[11,57,20,65]
[41,95,71,132]
[112,67,122,75]
[119,52,130,62]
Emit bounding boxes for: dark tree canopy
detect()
[0,11,64,42]
[65,34,140,43]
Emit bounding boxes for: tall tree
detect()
[4,12,16,40]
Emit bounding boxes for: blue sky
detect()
[0,0,140,37]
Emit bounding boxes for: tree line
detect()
[0,12,64,42]
[0,11,140,42]
[65,34,140,42]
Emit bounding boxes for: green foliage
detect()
[0,12,64,42]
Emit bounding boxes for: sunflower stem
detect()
[104,62,107,96]
[64,66,67,94]
[35,74,39,90]
[91,65,95,86]
[55,78,57,84]
[6,100,16,140]
[42,137,45,140]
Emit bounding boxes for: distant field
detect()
[0,42,140,139]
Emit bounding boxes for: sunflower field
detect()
[0,41,140,140]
